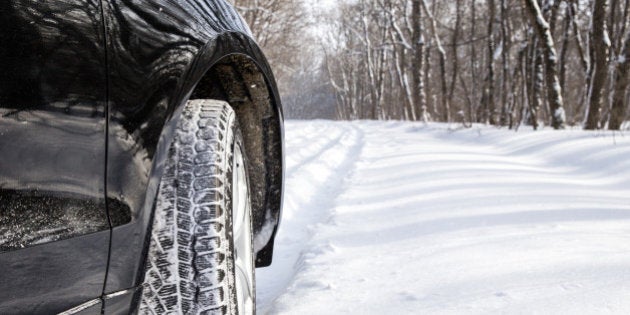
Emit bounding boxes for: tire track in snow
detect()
[264,121,630,314]
[256,122,364,314]
[285,125,345,175]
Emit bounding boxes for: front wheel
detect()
[139,100,255,314]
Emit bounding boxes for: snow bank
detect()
[258,121,630,314]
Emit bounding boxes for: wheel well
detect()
[189,54,282,267]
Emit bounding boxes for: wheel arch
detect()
[131,33,282,288]
[103,25,283,299]
[175,33,284,267]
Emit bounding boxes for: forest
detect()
[232,0,630,130]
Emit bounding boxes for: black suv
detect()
[0,1,284,314]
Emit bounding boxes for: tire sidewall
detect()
[139,100,255,315]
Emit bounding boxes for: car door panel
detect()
[0,232,109,314]
[0,0,109,312]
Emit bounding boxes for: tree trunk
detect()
[528,39,543,130]
[570,2,590,75]
[359,0,378,120]
[470,0,478,124]
[559,4,571,94]
[412,0,428,122]
[482,0,497,124]
[500,0,512,126]
[449,0,462,120]
[608,30,630,129]
[523,0,567,129]
[585,0,610,129]
[618,0,630,55]
[421,0,449,122]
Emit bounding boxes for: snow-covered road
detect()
[256,121,630,314]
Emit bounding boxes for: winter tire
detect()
[139,100,255,314]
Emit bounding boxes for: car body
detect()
[0,0,284,313]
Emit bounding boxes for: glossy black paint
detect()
[0,231,109,314]
[0,0,109,247]
[0,0,109,313]
[101,0,284,297]
[1,0,283,313]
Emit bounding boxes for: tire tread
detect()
[139,100,237,314]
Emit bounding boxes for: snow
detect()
[257,120,630,314]
[553,100,566,123]
[603,30,612,48]
[492,42,503,61]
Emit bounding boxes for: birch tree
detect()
[482,0,497,124]
[302,0,628,127]
[412,0,429,122]
[421,0,449,122]
[523,0,566,129]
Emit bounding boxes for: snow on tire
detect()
[139,100,255,314]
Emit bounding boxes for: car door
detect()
[0,0,109,313]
